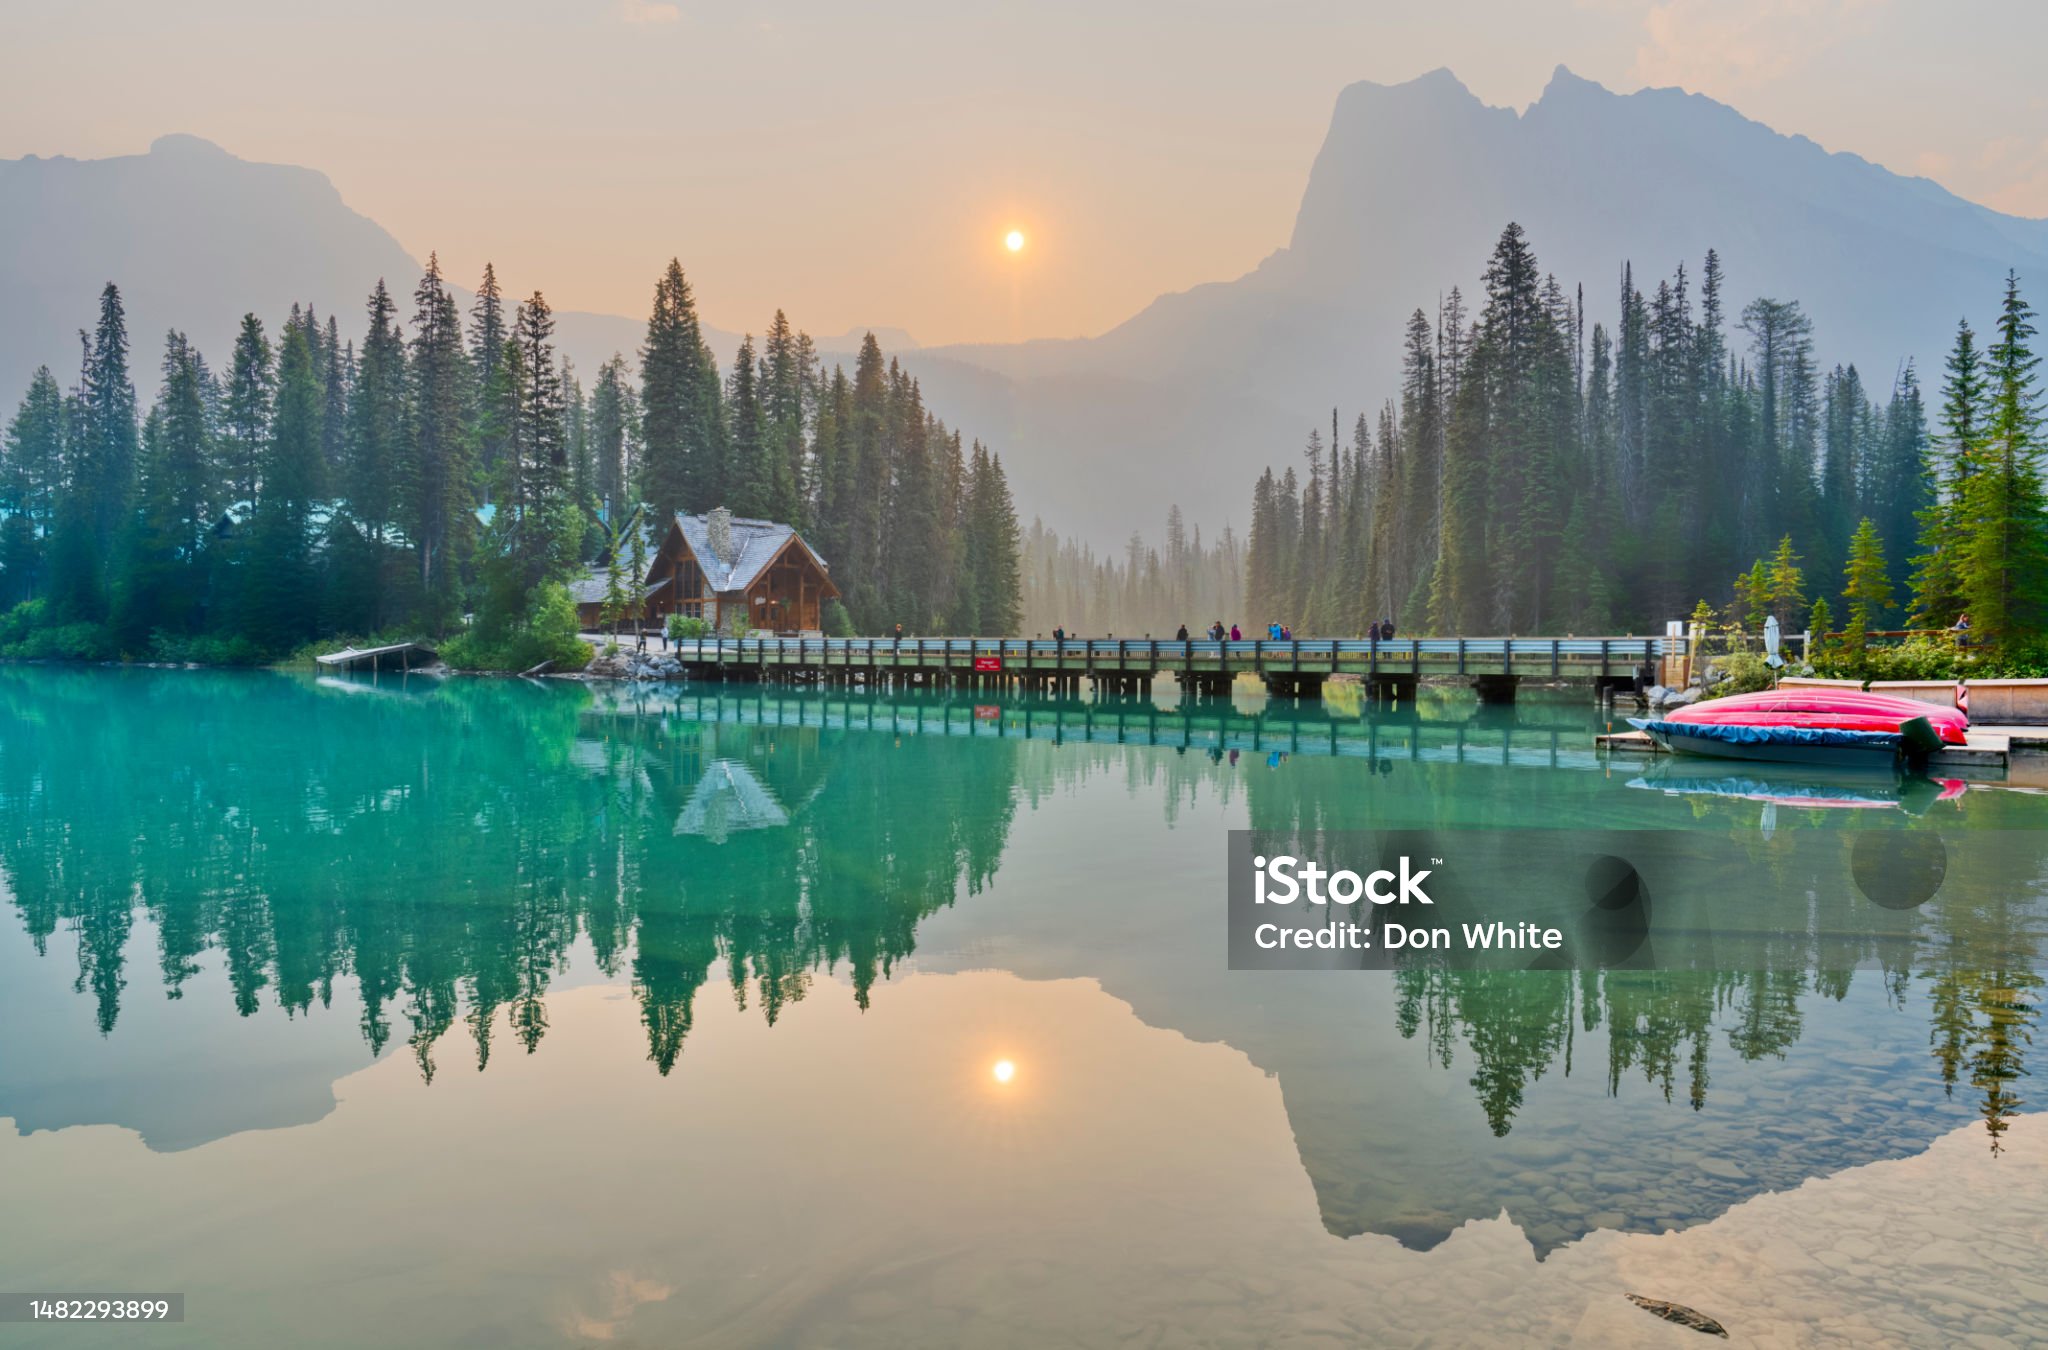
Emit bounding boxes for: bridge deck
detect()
[667,635,1678,681]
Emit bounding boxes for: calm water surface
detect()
[2,667,2045,1346]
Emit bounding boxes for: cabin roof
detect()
[672,512,829,594]
[567,571,671,606]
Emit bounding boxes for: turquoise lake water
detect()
[2,666,2044,1346]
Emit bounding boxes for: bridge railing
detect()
[663,635,1681,664]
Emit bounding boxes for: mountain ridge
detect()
[8,70,2048,544]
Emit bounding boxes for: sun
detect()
[1004,229,1026,254]
[991,1058,1016,1084]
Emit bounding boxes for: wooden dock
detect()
[662,635,1680,704]
[315,642,438,672]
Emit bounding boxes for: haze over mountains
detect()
[0,134,907,433]
[6,67,2048,544]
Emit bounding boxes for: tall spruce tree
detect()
[590,354,633,522]
[399,254,474,623]
[638,260,724,520]
[220,313,273,506]
[238,316,325,650]
[1,367,65,603]
[1957,272,2048,646]
[1841,517,1892,650]
[724,334,768,516]
[348,280,405,541]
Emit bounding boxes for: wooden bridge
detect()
[664,635,1685,703]
[585,685,1618,771]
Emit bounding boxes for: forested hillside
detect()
[0,259,1022,665]
[1243,223,2046,655]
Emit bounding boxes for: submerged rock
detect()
[1625,1294,1729,1337]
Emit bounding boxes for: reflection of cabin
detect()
[573,509,837,635]
[673,759,790,843]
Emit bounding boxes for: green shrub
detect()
[1700,651,1777,698]
[1813,634,1970,683]
[3,619,115,662]
[822,599,855,638]
[149,632,267,666]
[443,582,592,673]
[0,599,47,648]
[665,614,710,641]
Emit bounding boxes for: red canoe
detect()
[1665,688,1969,745]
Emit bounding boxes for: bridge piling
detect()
[1473,674,1520,705]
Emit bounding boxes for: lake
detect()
[2,666,2045,1346]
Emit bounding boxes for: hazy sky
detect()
[6,0,2047,346]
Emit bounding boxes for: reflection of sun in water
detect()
[992,1058,1017,1084]
[1004,229,1026,253]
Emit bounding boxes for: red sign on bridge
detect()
[972,656,1004,672]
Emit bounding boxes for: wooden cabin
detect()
[576,509,838,635]
[570,572,669,632]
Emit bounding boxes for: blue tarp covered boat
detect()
[1627,716,1943,768]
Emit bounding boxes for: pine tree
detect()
[638,260,724,519]
[399,254,474,623]
[220,313,273,506]
[79,283,140,548]
[968,444,1022,634]
[562,358,591,514]
[590,354,634,522]
[1911,321,1986,626]
[469,262,508,489]
[512,293,567,509]
[1765,535,1806,627]
[348,280,405,541]
[1734,558,1771,629]
[238,317,325,650]
[1,367,65,603]
[320,314,349,479]
[1957,272,2048,647]
[112,331,214,645]
[1841,517,1892,651]
[760,309,809,524]
[725,334,769,516]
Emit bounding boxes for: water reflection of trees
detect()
[1385,865,2042,1151]
[0,670,1034,1081]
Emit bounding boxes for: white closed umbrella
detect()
[1763,615,1784,669]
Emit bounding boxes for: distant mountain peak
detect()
[148,133,233,158]
[1535,64,1609,104]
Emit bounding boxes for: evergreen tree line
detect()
[1018,507,1243,636]
[0,258,1022,662]
[1241,223,2039,646]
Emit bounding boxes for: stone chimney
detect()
[706,506,737,572]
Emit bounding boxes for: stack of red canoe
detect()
[1664,688,1969,745]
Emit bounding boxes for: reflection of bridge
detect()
[669,635,1681,702]
[601,686,1611,771]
